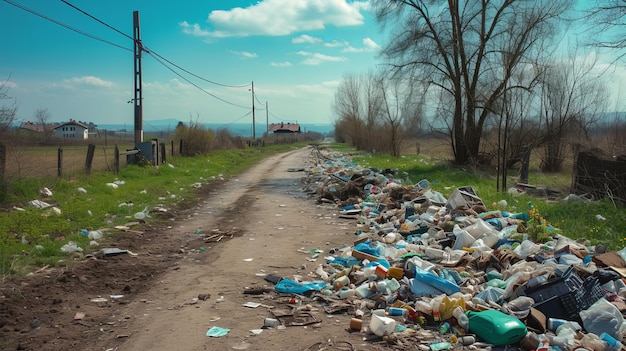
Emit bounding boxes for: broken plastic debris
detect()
[60,241,83,253]
[40,187,52,197]
[28,200,52,209]
[242,302,261,308]
[134,206,150,220]
[90,297,108,303]
[101,248,128,256]
[77,187,87,193]
[206,326,230,337]
[106,183,119,189]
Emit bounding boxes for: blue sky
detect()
[1,1,624,131]
[1,0,380,127]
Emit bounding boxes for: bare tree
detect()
[0,78,18,137]
[377,75,426,156]
[587,0,626,61]
[373,0,571,165]
[333,71,426,156]
[332,72,384,152]
[33,107,52,138]
[535,52,608,172]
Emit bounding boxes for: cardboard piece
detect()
[526,307,547,334]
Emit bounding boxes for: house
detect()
[19,121,58,136]
[53,119,89,139]
[267,122,301,134]
[20,121,48,133]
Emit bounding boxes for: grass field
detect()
[351,138,625,250]
[0,142,306,277]
[1,138,624,278]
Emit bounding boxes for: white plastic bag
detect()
[580,298,624,341]
[60,241,83,253]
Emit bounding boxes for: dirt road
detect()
[1,146,382,351]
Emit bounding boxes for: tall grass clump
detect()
[175,120,213,156]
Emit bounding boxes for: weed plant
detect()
[0,144,306,277]
[349,151,625,250]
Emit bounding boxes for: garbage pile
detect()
[266,149,626,350]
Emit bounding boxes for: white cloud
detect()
[324,40,345,48]
[292,34,324,44]
[296,80,340,95]
[1,80,17,88]
[179,21,211,37]
[271,61,292,67]
[231,51,258,58]
[296,51,347,65]
[342,37,379,53]
[64,76,115,88]
[182,0,369,38]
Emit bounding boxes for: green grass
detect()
[0,143,308,277]
[348,150,625,250]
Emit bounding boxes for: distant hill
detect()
[96,120,334,137]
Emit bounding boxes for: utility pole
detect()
[266,101,269,135]
[251,81,256,139]
[133,10,143,143]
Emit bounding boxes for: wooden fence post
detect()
[520,146,532,184]
[179,139,183,155]
[171,140,174,156]
[57,147,63,178]
[0,143,5,179]
[0,143,6,198]
[114,145,120,174]
[160,143,166,164]
[85,144,96,175]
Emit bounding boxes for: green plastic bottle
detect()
[466,310,527,346]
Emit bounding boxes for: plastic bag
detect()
[60,241,83,253]
[580,298,624,341]
[274,279,327,294]
[513,240,540,258]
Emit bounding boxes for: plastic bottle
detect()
[388,307,407,316]
[452,306,469,331]
[316,265,329,281]
[439,322,450,334]
[432,301,441,322]
[600,332,624,351]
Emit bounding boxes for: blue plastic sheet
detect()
[274,279,327,294]
[412,271,460,295]
[206,326,230,337]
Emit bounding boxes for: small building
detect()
[268,122,301,134]
[19,121,58,136]
[53,119,89,139]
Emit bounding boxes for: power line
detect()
[60,0,133,41]
[217,110,253,127]
[7,0,256,110]
[146,48,251,89]
[269,111,294,123]
[146,51,250,109]
[60,0,251,89]
[3,0,132,52]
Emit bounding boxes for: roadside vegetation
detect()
[0,143,306,278]
[341,142,625,252]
